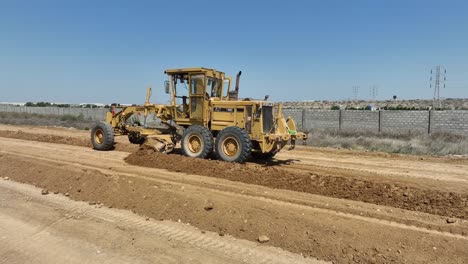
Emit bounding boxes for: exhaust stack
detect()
[229,71,242,100]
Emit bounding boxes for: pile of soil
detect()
[126,147,468,219]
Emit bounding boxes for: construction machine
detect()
[90,67,307,163]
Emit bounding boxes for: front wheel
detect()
[215,127,252,163]
[91,122,114,151]
[181,125,214,159]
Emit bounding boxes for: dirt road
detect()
[0,180,319,264]
[0,125,467,263]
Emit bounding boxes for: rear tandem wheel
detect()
[215,126,252,163]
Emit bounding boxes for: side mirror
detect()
[164,81,170,94]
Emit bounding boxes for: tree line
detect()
[24,102,111,108]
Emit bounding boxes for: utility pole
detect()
[369,85,378,100]
[430,66,447,109]
[352,86,360,101]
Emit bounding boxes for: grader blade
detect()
[144,137,175,154]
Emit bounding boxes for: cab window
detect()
[207,78,222,98]
[190,74,205,95]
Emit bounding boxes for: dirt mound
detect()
[0,130,138,152]
[126,147,468,219]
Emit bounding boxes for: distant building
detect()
[79,103,105,107]
[0,102,26,106]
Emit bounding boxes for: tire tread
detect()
[91,122,114,151]
[181,125,213,158]
[215,127,251,163]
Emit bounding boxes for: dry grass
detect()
[0,112,95,130]
[307,129,468,156]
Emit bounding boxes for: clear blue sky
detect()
[1,0,467,104]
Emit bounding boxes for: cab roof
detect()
[164,67,225,75]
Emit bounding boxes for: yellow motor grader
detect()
[91,67,307,163]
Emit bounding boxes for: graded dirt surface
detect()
[0,180,319,264]
[0,125,138,152]
[0,125,468,263]
[126,147,468,219]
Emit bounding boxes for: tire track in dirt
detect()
[1,180,322,264]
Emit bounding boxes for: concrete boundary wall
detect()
[342,111,379,130]
[381,111,429,134]
[431,110,468,134]
[1,105,468,135]
[304,110,340,130]
[285,109,468,135]
[0,105,108,121]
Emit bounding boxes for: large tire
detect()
[181,125,213,159]
[91,122,114,151]
[215,127,252,163]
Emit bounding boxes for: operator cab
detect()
[164,68,231,125]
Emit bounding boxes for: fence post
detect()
[301,109,306,131]
[378,110,382,133]
[428,110,432,135]
[338,110,343,131]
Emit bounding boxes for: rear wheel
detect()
[215,127,251,163]
[91,122,114,151]
[181,125,213,158]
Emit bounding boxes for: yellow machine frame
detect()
[99,67,307,161]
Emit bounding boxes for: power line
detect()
[352,86,359,101]
[369,85,378,100]
[430,65,447,109]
